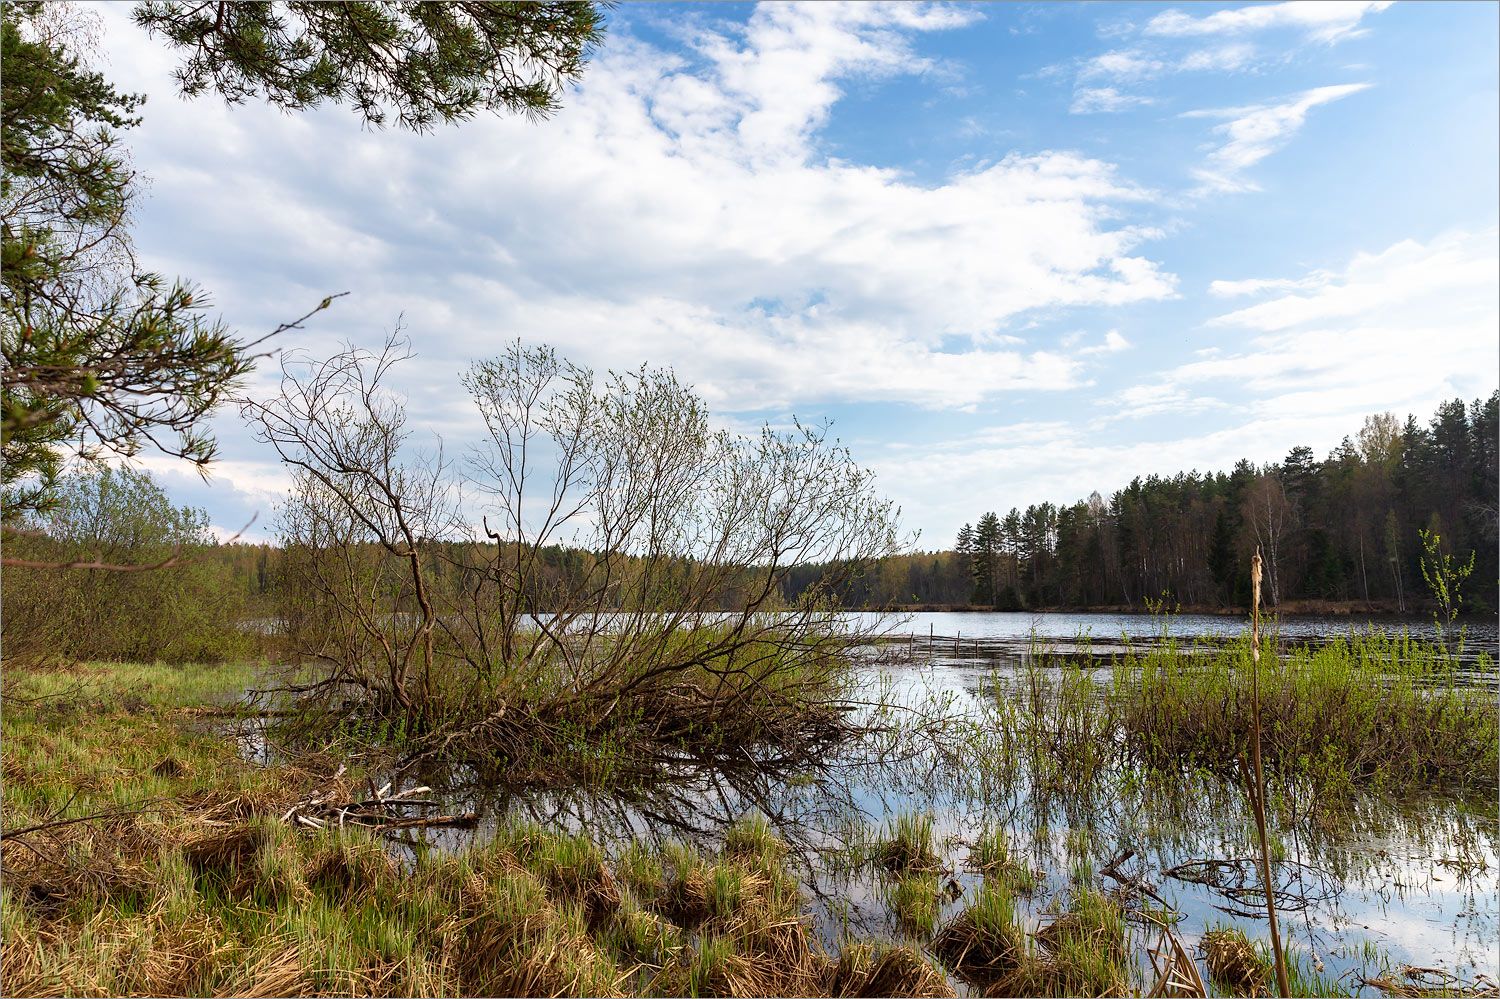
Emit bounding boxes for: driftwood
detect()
[277,766,476,833]
[1099,848,1172,910]
[1359,966,1499,998]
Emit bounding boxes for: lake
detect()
[325,612,1491,994]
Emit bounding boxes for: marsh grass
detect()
[1031,886,1129,998]
[821,941,955,997]
[970,826,1042,894]
[886,871,944,937]
[1200,925,1269,995]
[876,811,942,875]
[976,630,1497,797]
[931,880,1027,988]
[1112,631,1498,791]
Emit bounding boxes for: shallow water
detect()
[364,622,1500,996]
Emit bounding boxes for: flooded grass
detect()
[2,623,1496,997]
[1112,632,1499,791]
[970,826,1043,895]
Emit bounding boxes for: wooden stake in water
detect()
[1250,548,1291,998]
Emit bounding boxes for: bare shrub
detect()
[249,337,908,773]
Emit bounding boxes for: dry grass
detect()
[1360,966,1500,998]
[1200,926,1269,995]
[931,882,1028,989]
[823,942,956,998]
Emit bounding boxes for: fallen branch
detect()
[275,775,471,833]
[1,799,170,841]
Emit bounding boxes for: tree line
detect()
[782,392,1499,614]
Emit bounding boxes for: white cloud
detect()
[1041,228,1500,535]
[1208,274,1327,297]
[1176,229,1498,414]
[1208,230,1497,333]
[1178,43,1257,72]
[1078,49,1167,82]
[97,2,1176,423]
[1185,83,1370,193]
[1074,329,1132,355]
[1145,2,1394,44]
[1071,87,1157,114]
[1111,383,1226,418]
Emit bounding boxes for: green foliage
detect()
[1,4,256,521]
[1,465,254,662]
[132,1,607,131]
[784,392,1499,613]
[1418,527,1475,653]
[1111,631,1498,791]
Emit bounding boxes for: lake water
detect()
[245,612,1500,994]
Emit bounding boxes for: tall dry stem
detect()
[1249,548,1291,997]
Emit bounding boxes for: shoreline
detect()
[885,600,1471,618]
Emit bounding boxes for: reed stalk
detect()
[1248,548,1291,998]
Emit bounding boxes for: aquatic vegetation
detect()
[1032,887,1129,998]
[822,942,955,998]
[970,825,1042,894]
[886,871,944,937]
[931,880,1027,987]
[876,810,942,874]
[1200,926,1269,995]
[974,630,1498,795]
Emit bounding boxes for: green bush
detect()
[2,466,254,663]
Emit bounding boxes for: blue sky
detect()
[89,1,1498,549]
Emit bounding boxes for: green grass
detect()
[886,872,943,937]
[975,630,1497,796]
[970,826,1042,894]
[876,811,941,874]
[1114,630,1498,790]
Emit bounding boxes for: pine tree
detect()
[971,512,1000,606]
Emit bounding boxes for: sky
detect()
[86,0,1499,549]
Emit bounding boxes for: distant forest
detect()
[780,392,1499,614]
[201,392,1498,617]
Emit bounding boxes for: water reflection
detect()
[371,644,1498,991]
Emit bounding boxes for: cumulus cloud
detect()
[891,225,1496,539]
[99,2,1175,421]
[1145,1,1394,44]
[1066,329,1132,355]
[1184,83,1370,193]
